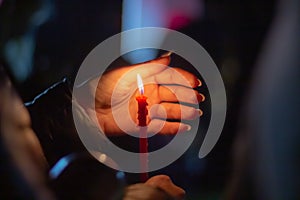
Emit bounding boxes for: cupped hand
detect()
[77,54,204,136]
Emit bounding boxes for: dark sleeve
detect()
[26,78,86,167]
[25,79,178,200]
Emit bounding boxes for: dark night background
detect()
[0,0,281,199]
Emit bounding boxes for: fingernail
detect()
[197,93,205,102]
[197,109,203,116]
[160,51,173,58]
[197,79,202,87]
[186,125,191,131]
[200,93,205,102]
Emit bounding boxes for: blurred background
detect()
[2,0,294,199]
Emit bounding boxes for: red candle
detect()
[136,74,149,182]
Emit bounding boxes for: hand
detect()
[145,175,185,200]
[77,54,204,136]
[123,175,185,200]
[123,183,173,200]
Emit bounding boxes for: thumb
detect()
[130,52,172,78]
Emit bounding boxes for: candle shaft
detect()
[136,95,148,182]
[139,127,148,182]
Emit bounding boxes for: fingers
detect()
[173,67,202,88]
[121,55,171,81]
[148,119,191,135]
[149,103,203,120]
[154,67,201,88]
[158,85,205,104]
[120,54,200,89]
[124,183,172,200]
[115,54,201,95]
[146,175,186,200]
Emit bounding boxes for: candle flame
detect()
[137,74,144,95]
